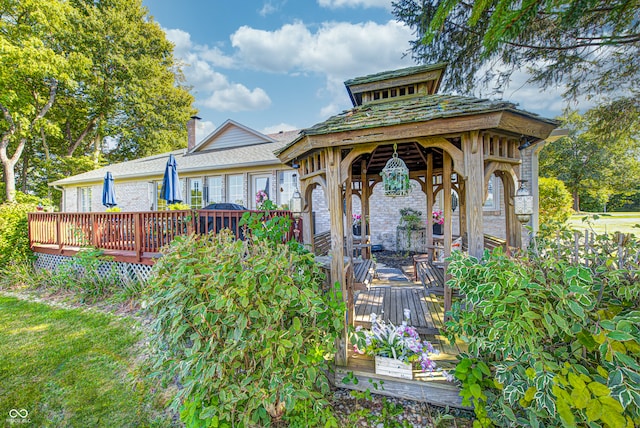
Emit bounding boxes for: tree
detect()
[539,177,573,225]
[392,0,639,99]
[0,0,79,202]
[1,0,195,202]
[539,111,640,211]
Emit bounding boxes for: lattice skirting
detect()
[34,253,153,285]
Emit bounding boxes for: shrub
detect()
[145,217,344,427]
[539,177,573,226]
[0,192,51,270]
[44,248,121,302]
[446,232,640,427]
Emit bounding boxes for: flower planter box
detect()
[374,356,413,380]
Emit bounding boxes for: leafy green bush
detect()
[539,177,573,226]
[145,218,344,427]
[44,248,121,302]
[0,192,50,270]
[446,231,640,427]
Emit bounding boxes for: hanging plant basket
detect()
[380,144,410,197]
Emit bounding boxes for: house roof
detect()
[276,94,558,156]
[51,129,301,187]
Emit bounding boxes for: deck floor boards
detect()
[353,285,465,361]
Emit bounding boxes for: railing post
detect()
[135,212,142,262]
[92,213,100,248]
[57,214,63,253]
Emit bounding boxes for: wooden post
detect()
[301,180,313,248]
[345,173,354,263]
[361,159,370,258]
[462,131,485,259]
[458,183,467,238]
[426,153,434,258]
[91,213,100,248]
[503,175,520,248]
[443,151,453,318]
[327,147,348,366]
[56,214,62,253]
[134,212,142,262]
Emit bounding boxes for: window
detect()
[278,170,298,208]
[189,178,203,209]
[79,187,92,212]
[227,175,244,205]
[206,176,222,204]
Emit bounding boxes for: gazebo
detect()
[277,63,559,367]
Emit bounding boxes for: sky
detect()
[142,0,577,142]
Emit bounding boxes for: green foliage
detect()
[1,0,195,202]
[540,110,640,212]
[392,0,639,104]
[44,248,121,302]
[539,177,573,226]
[145,222,345,427]
[445,232,640,427]
[0,193,50,269]
[399,208,423,230]
[239,210,294,244]
[167,203,191,210]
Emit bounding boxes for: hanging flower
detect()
[432,209,445,225]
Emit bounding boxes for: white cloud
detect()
[164,28,272,114]
[259,1,287,16]
[261,123,298,134]
[317,0,391,9]
[202,85,271,111]
[230,19,413,117]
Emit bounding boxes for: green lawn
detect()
[568,212,640,235]
[0,295,175,427]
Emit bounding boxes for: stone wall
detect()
[310,177,508,251]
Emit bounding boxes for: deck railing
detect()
[28,210,302,264]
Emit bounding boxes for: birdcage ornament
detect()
[380,143,410,197]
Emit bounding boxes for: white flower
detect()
[404,308,411,320]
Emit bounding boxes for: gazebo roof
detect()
[276,94,558,160]
[305,94,555,136]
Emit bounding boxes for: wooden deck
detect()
[28,210,301,265]
[336,284,468,408]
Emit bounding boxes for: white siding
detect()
[198,127,269,151]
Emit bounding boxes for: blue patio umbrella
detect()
[160,154,183,205]
[102,171,117,208]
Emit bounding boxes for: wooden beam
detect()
[426,153,434,255]
[497,111,558,140]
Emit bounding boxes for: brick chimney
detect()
[187,115,201,152]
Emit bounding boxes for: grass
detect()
[0,295,175,427]
[568,212,640,235]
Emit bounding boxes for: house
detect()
[49,64,558,253]
[51,119,306,212]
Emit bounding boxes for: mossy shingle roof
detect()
[344,63,447,87]
[300,94,556,137]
